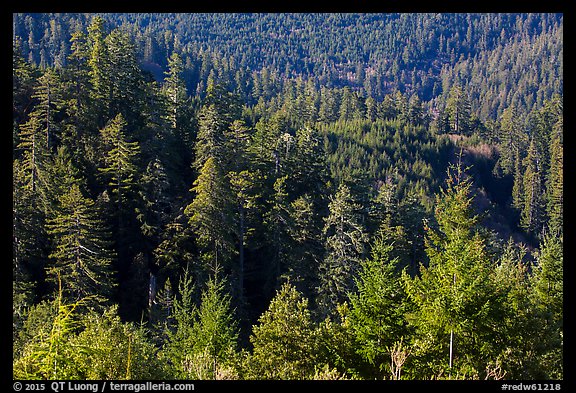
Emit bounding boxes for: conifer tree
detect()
[196,80,242,159]
[87,16,109,121]
[31,68,64,150]
[520,138,544,236]
[228,169,260,300]
[161,266,196,378]
[247,283,319,379]
[446,84,471,135]
[45,183,115,303]
[13,37,38,124]
[285,194,323,298]
[194,104,227,171]
[545,120,563,234]
[13,158,47,315]
[531,230,563,379]
[262,175,293,294]
[13,291,86,379]
[317,183,368,317]
[104,29,146,124]
[224,119,251,173]
[66,30,91,128]
[149,277,174,339]
[492,239,539,379]
[16,115,49,197]
[348,236,407,378]
[511,148,524,211]
[163,52,187,131]
[292,125,327,197]
[136,157,171,242]
[45,145,84,218]
[98,113,140,208]
[189,275,239,379]
[402,166,504,379]
[496,105,524,176]
[185,156,234,275]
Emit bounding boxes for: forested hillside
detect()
[13,13,562,381]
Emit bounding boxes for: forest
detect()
[12,13,562,381]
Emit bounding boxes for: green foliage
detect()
[531,230,563,379]
[161,267,196,378]
[98,113,141,203]
[14,293,87,380]
[492,239,537,379]
[161,269,240,379]
[247,283,319,379]
[314,304,364,379]
[45,183,116,303]
[188,276,240,379]
[520,138,544,235]
[402,167,505,379]
[14,292,165,379]
[545,120,563,235]
[12,13,562,381]
[16,114,50,200]
[185,156,234,275]
[317,184,368,316]
[70,306,166,379]
[285,193,323,298]
[348,237,407,378]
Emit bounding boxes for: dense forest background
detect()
[12,13,563,380]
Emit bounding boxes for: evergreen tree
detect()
[228,169,261,302]
[16,114,49,199]
[189,275,240,379]
[545,120,562,234]
[161,266,196,378]
[45,183,116,302]
[520,138,544,236]
[13,293,86,380]
[13,158,47,312]
[446,84,471,135]
[104,28,146,124]
[248,113,288,178]
[531,230,563,379]
[292,125,328,197]
[194,104,227,171]
[492,239,538,379]
[66,30,91,129]
[511,147,524,211]
[317,86,338,123]
[136,157,171,242]
[262,175,293,293]
[13,37,38,125]
[31,67,65,150]
[14,296,164,379]
[98,113,141,209]
[496,105,524,176]
[149,277,174,339]
[402,167,504,379]
[44,145,84,218]
[185,157,234,276]
[224,119,251,174]
[317,184,368,317]
[86,16,109,123]
[70,306,166,379]
[348,236,407,379]
[247,283,319,379]
[163,52,187,131]
[285,193,323,299]
[367,178,411,268]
